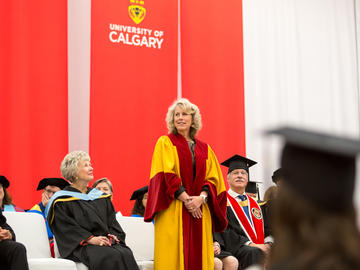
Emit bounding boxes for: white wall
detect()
[243,0,360,215]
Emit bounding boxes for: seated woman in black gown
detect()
[46,151,139,270]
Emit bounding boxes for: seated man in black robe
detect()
[28,177,70,257]
[46,151,139,270]
[0,209,29,270]
[214,155,273,270]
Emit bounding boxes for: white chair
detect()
[116,215,154,270]
[54,238,88,270]
[3,211,77,270]
[53,213,154,270]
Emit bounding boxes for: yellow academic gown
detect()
[144,133,227,270]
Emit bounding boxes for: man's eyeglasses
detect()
[44,189,56,195]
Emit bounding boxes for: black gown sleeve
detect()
[106,199,126,245]
[0,211,15,241]
[213,232,224,247]
[49,202,93,258]
[218,208,250,254]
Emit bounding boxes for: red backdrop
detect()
[90,0,178,213]
[90,0,245,214]
[180,0,246,178]
[0,0,245,213]
[0,0,68,209]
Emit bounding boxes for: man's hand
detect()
[249,243,271,255]
[41,191,50,207]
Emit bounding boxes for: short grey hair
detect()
[60,151,90,182]
[92,178,113,193]
[166,98,202,140]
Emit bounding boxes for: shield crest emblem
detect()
[251,207,262,220]
[128,5,146,24]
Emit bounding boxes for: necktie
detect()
[238,194,247,201]
[238,194,251,221]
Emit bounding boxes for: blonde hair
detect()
[60,151,90,182]
[166,98,202,140]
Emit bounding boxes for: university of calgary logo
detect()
[128,0,146,24]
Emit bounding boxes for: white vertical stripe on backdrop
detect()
[242,0,360,216]
[68,0,91,153]
[177,0,182,100]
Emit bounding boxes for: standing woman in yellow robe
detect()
[144,98,228,270]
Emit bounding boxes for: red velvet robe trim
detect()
[144,171,181,222]
[144,133,227,270]
[227,194,264,244]
[169,133,227,270]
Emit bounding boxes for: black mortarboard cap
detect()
[267,126,360,212]
[37,178,70,191]
[0,176,10,188]
[245,181,261,194]
[130,186,148,200]
[221,155,257,174]
[272,168,284,183]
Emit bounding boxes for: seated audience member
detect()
[0,208,29,270]
[214,240,239,270]
[130,186,148,217]
[46,151,139,270]
[92,179,121,213]
[260,168,285,237]
[214,155,273,270]
[271,168,284,187]
[267,127,360,270]
[263,186,277,201]
[92,178,113,195]
[28,177,69,257]
[0,176,24,212]
[245,181,263,202]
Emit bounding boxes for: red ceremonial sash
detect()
[227,193,264,244]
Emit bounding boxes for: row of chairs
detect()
[3,212,154,270]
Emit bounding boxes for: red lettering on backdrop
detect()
[0,0,68,209]
[181,0,246,177]
[90,0,177,213]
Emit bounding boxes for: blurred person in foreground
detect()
[263,186,277,202]
[267,127,360,270]
[271,168,284,187]
[144,98,228,270]
[46,151,138,270]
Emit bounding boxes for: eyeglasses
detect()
[44,189,57,195]
[230,170,248,176]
